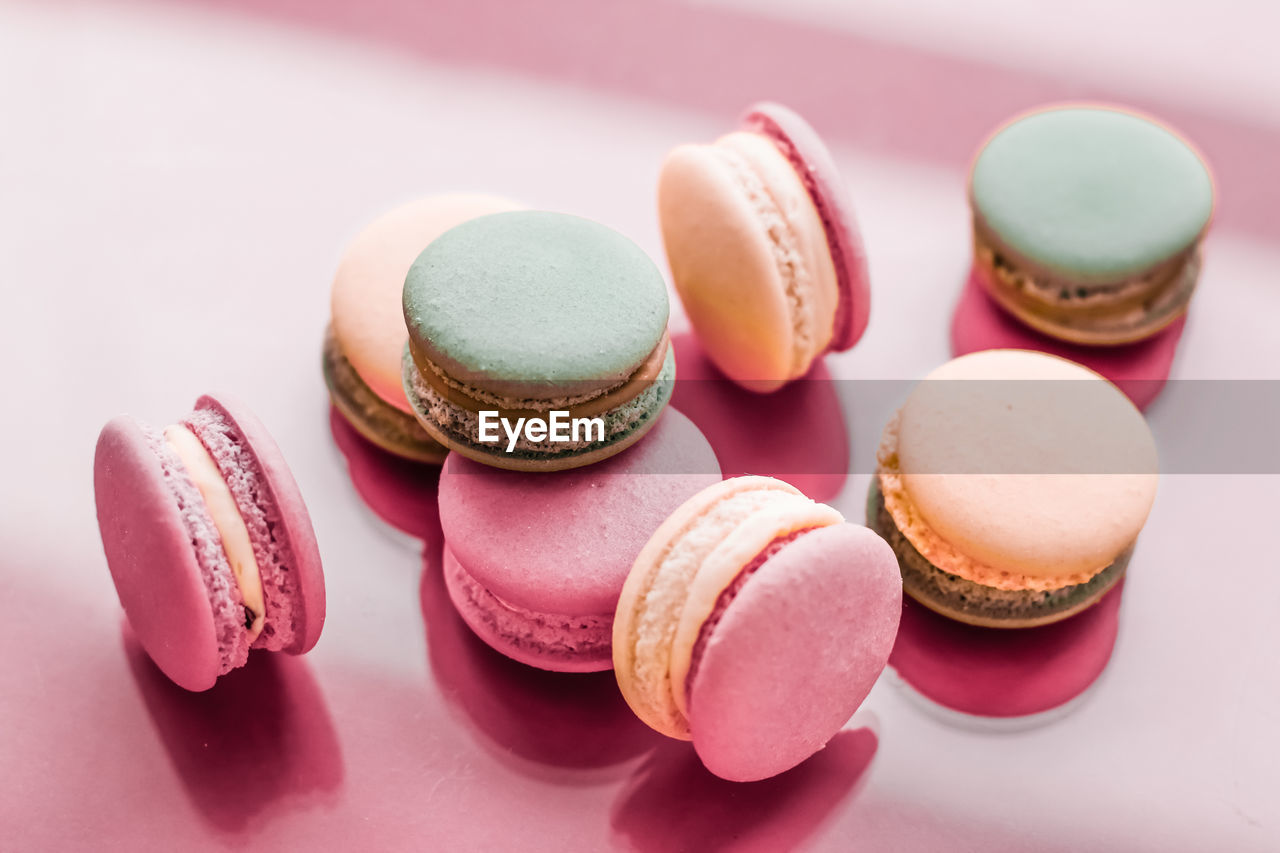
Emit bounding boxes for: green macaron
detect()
[969,105,1214,345]
[401,211,674,472]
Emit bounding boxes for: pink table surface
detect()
[3,0,1278,849]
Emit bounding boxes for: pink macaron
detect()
[94,394,325,691]
[436,409,721,672]
[613,476,902,781]
[658,102,870,392]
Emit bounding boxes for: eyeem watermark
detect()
[478,410,605,453]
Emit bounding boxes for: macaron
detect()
[870,350,1159,628]
[402,211,674,472]
[968,104,1214,346]
[658,102,870,393]
[437,409,721,672]
[325,194,521,462]
[94,394,325,691]
[613,476,901,782]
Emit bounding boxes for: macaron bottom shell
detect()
[402,344,675,472]
[323,325,447,463]
[435,409,722,673]
[867,480,1127,629]
[442,546,614,673]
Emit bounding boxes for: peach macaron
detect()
[324,194,521,461]
[869,349,1159,628]
[658,103,870,393]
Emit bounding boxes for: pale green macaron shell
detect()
[971,107,1213,283]
[403,211,670,400]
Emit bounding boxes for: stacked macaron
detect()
[399,209,695,668]
[401,211,675,471]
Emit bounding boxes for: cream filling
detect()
[419,349,629,412]
[713,144,817,379]
[164,424,266,640]
[618,478,811,740]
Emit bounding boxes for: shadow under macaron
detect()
[609,719,879,852]
[122,623,344,834]
[328,405,444,545]
[419,551,661,778]
[670,333,849,503]
[888,581,1125,723]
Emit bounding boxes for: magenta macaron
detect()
[437,409,721,672]
[94,394,325,691]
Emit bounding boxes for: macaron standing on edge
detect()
[94,395,326,691]
[437,409,721,672]
[658,102,871,393]
[324,194,522,462]
[957,104,1214,404]
[614,476,902,782]
[402,210,674,472]
[869,349,1159,629]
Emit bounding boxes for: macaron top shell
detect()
[688,523,901,782]
[741,101,870,351]
[95,416,223,691]
[404,211,669,401]
[197,395,325,655]
[331,195,522,412]
[438,409,721,616]
[971,106,1213,283]
[893,350,1158,579]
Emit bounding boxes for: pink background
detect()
[2,0,1277,849]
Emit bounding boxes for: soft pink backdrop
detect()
[2,0,1277,849]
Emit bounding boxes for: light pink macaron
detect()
[94,395,325,691]
[613,476,901,781]
[437,409,722,672]
[659,102,870,393]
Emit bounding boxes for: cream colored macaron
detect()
[869,349,1158,628]
[658,103,871,393]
